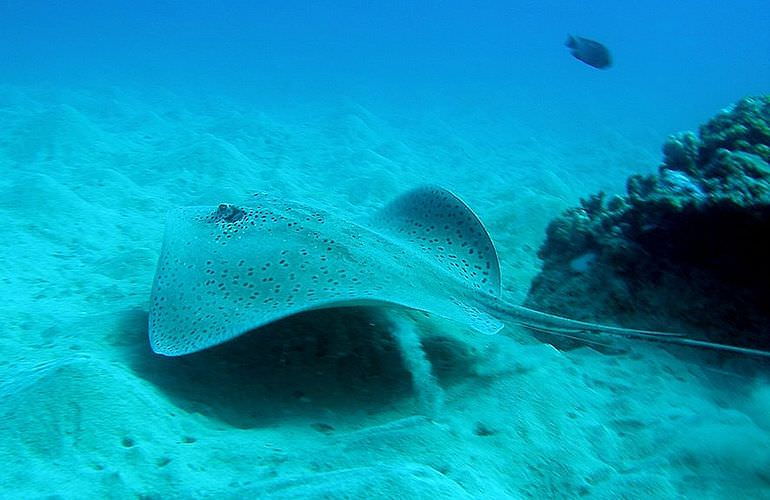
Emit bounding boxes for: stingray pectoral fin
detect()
[506,304,770,359]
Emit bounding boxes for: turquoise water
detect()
[1,2,769,498]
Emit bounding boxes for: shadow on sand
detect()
[119,307,479,428]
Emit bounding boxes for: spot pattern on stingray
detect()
[149,187,504,355]
[372,186,501,296]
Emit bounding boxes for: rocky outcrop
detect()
[525,96,770,350]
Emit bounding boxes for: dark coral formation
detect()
[525,96,770,351]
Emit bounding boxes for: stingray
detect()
[149,186,770,358]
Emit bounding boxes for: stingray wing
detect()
[370,186,502,297]
[149,188,504,356]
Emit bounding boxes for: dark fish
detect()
[565,35,612,69]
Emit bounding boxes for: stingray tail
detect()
[503,304,770,359]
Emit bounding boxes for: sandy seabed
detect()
[1,85,768,499]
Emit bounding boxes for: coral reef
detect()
[525,96,770,351]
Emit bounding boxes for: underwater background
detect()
[1,1,769,498]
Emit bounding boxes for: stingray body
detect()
[149,186,769,358]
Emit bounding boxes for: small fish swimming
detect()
[565,35,612,69]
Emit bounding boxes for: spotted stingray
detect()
[149,186,768,358]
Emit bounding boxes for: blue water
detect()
[1,1,769,498]
[3,1,768,136]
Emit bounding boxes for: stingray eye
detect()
[212,203,246,223]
